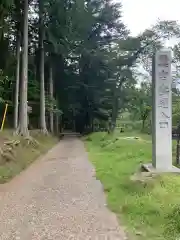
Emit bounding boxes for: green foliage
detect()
[85,132,180,240]
[128,81,152,131]
[0,69,13,104]
[1,0,180,132]
[45,95,63,115]
[172,94,180,127]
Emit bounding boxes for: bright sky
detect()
[115,0,180,84]
[120,0,180,36]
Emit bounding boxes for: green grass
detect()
[85,131,180,240]
[0,130,58,183]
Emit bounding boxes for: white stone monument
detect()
[143,49,180,173]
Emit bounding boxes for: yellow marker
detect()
[1,103,8,131]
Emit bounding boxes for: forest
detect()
[2,1,180,239]
[1,0,180,136]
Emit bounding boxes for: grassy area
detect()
[85,131,180,240]
[0,130,58,183]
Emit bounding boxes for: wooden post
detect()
[1,103,8,131]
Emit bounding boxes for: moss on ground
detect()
[0,130,58,183]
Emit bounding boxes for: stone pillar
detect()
[152,49,172,170]
[143,49,180,172]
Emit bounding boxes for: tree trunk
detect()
[55,114,59,135]
[110,92,118,133]
[18,0,29,136]
[14,30,21,130]
[59,115,62,133]
[176,139,180,165]
[142,111,149,131]
[72,108,76,132]
[39,0,47,133]
[142,119,145,131]
[49,64,54,133]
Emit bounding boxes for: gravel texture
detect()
[0,135,127,240]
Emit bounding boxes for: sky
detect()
[115,0,180,85]
[120,0,180,36]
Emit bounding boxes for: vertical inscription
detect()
[157,53,171,128]
[152,49,172,170]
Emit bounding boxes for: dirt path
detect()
[0,135,127,240]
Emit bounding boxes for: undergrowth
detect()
[0,130,58,183]
[85,132,180,240]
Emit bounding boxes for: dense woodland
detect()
[1,0,180,136]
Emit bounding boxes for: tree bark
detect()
[55,114,59,135]
[14,30,21,130]
[109,77,125,133]
[176,139,180,165]
[39,0,47,133]
[110,89,118,133]
[49,64,54,133]
[18,0,29,136]
[142,119,145,131]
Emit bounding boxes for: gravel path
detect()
[0,135,127,240]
